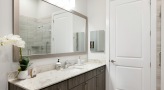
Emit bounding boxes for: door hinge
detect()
[150,0,151,5]
[150,62,151,67]
[53,20,54,23]
[150,31,151,36]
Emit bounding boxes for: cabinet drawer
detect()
[85,69,97,80]
[68,74,85,89]
[96,66,105,75]
[41,80,67,90]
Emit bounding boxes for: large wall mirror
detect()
[13,0,88,61]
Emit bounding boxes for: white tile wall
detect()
[20,15,51,55]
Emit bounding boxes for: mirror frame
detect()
[13,0,88,62]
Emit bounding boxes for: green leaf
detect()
[19,57,29,65]
[19,56,30,71]
[20,65,28,71]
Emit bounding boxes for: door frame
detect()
[150,0,157,90]
[161,0,164,89]
[105,0,157,90]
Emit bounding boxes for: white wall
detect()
[44,0,87,16]
[37,0,62,18]
[87,1,109,90]
[74,0,87,16]
[0,0,87,90]
[87,0,106,60]
[20,0,38,18]
[20,0,63,18]
[73,15,86,33]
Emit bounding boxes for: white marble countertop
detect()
[8,60,106,90]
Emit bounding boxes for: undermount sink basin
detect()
[67,65,84,71]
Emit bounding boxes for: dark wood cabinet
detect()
[70,66,106,90]
[70,83,85,90]
[96,66,105,75]
[96,72,105,90]
[85,69,97,81]
[96,66,105,90]
[41,80,67,90]
[70,77,97,90]
[9,66,106,90]
[68,74,85,89]
[85,77,97,90]
[8,83,24,90]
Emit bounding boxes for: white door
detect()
[51,12,73,53]
[110,0,151,89]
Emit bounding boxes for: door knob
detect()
[111,60,116,63]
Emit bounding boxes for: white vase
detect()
[17,71,28,80]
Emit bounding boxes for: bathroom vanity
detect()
[10,0,106,90]
[8,61,106,90]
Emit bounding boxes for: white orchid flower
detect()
[0,34,25,48]
[14,40,25,48]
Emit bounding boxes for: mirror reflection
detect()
[19,0,86,56]
[90,30,105,52]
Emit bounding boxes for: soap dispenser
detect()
[56,59,62,70]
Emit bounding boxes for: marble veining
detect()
[8,60,106,90]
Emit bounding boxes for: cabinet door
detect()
[70,83,85,90]
[41,81,67,90]
[85,69,97,81]
[96,72,105,90]
[85,77,96,90]
[96,66,105,75]
[68,74,85,89]
[57,81,67,90]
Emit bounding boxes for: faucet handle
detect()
[64,61,71,68]
[65,60,70,64]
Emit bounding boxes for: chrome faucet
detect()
[64,61,72,69]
